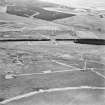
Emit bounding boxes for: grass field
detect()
[0,4,105,104]
[0,41,104,105]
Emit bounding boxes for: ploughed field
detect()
[7,5,76,21]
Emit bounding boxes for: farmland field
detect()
[0,0,105,105]
[0,41,105,105]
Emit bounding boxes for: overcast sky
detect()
[41,0,105,9]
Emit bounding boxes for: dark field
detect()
[7,6,76,21]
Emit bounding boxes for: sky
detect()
[40,0,105,9]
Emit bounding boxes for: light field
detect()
[0,9,105,105]
[0,42,105,105]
